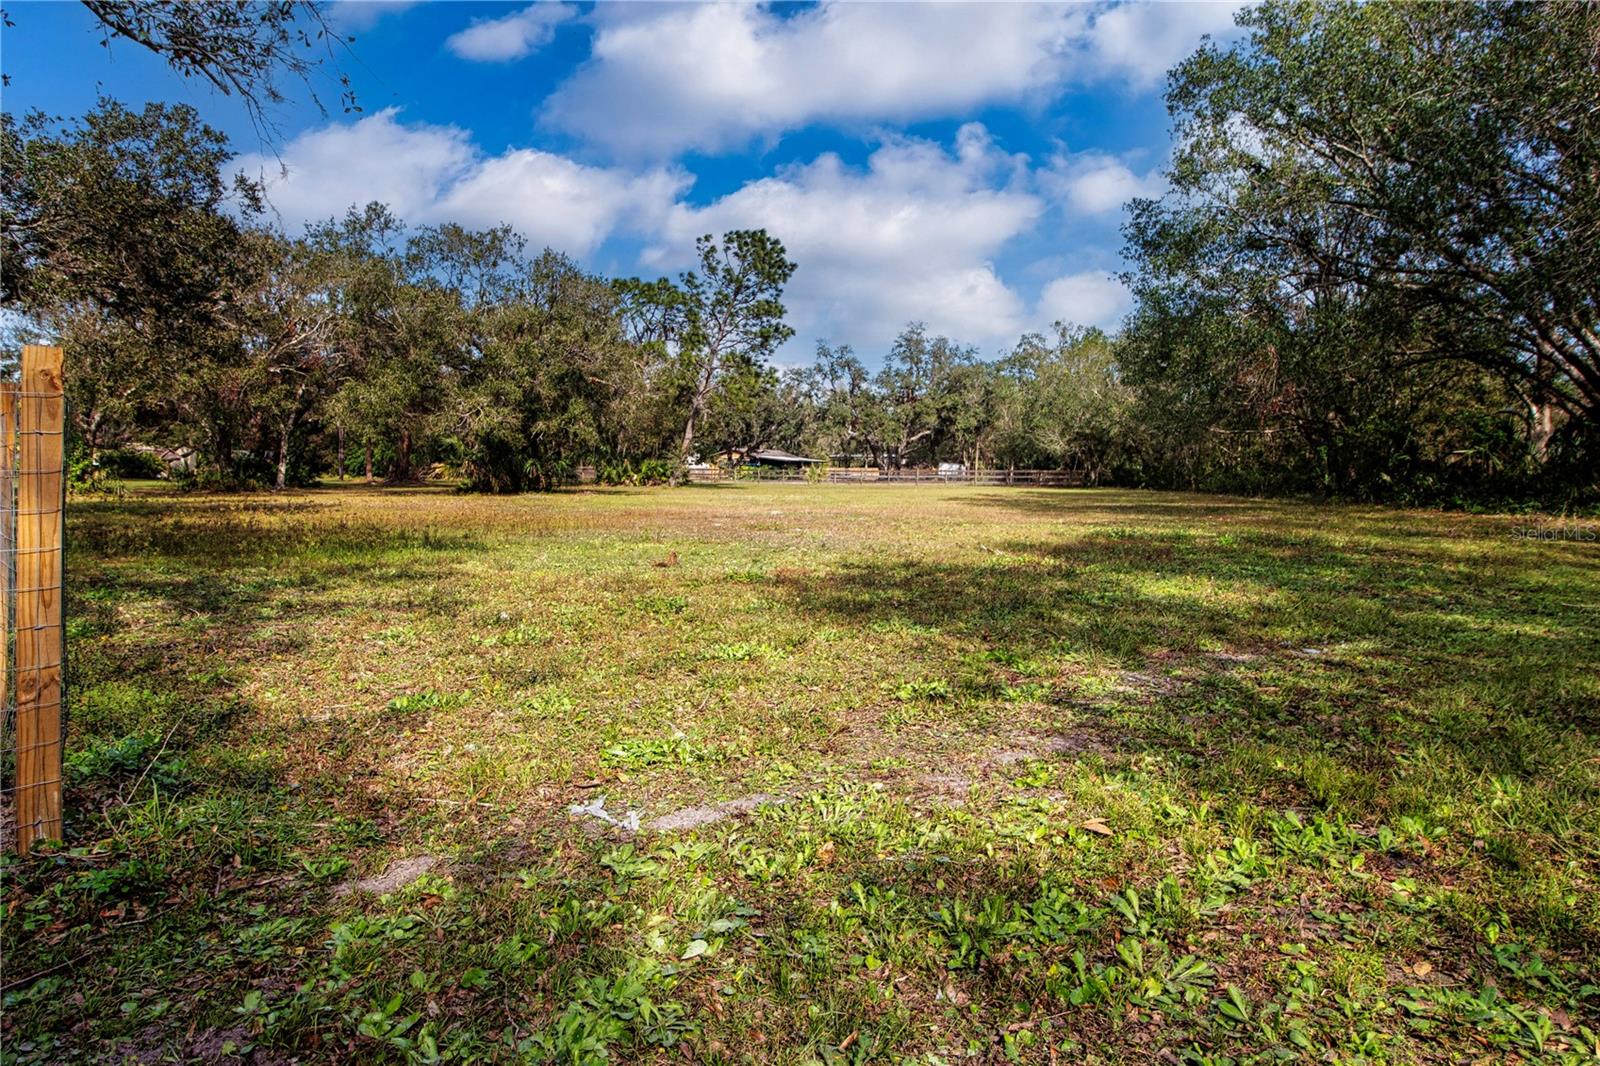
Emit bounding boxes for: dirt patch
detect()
[916,773,973,794]
[990,729,1117,766]
[187,1026,258,1062]
[1114,670,1186,697]
[1205,651,1259,666]
[335,854,442,897]
[645,793,785,832]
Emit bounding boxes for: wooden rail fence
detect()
[2,345,67,854]
[686,466,1086,487]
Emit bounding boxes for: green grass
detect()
[4,483,1599,1063]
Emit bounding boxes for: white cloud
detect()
[437,150,688,256]
[1037,271,1134,331]
[237,109,477,227]
[1043,151,1165,215]
[1084,1,1245,88]
[237,110,686,257]
[542,1,1244,157]
[543,3,1066,156]
[238,114,1139,353]
[329,1,418,32]
[650,124,1042,350]
[447,2,575,63]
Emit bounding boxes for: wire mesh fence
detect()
[0,345,67,855]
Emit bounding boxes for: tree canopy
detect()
[2,2,1594,508]
[1121,0,1599,503]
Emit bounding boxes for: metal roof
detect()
[746,449,822,464]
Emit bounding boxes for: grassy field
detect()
[3,483,1598,1064]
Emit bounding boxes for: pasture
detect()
[4,483,1598,1063]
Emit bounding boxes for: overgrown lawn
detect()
[4,484,1598,1063]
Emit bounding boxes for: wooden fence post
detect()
[1,384,13,738]
[14,345,64,853]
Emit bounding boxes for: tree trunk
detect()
[84,408,104,468]
[275,420,291,491]
[337,424,346,481]
[679,355,719,472]
[679,405,698,464]
[1530,346,1557,462]
[274,382,309,492]
[365,442,373,484]
[391,427,413,482]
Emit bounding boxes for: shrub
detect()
[97,448,166,480]
[596,458,676,486]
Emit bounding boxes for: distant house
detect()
[718,448,823,468]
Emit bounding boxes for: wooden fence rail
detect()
[3,345,66,854]
[686,466,1086,487]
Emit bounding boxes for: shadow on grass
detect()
[769,519,1600,813]
[63,505,483,831]
[71,495,487,563]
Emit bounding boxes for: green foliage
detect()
[619,230,797,464]
[13,48,1593,505]
[528,961,695,1063]
[1,99,257,323]
[66,731,188,793]
[385,690,470,719]
[595,458,674,487]
[601,732,720,769]
[95,447,166,481]
[6,484,1600,1060]
[1121,0,1600,507]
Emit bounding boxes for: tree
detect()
[450,250,629,493]
[55,305,162,467]
[1132,0,1600,470]
[239,233,357,490]
[997,325,1131,482]
[811,342,876,466]
[319,208,487,483]
[867,326,971,470]
[609,277,695,460]
[1,100,260,339]
[699,364,815,459]
[808,327,972,470]
[625,230,796,467]
[77,1,354,134]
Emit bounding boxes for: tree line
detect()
[0,100,1142,491]
[2,0,1594,507]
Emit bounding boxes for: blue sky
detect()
[3,1,1244,363]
